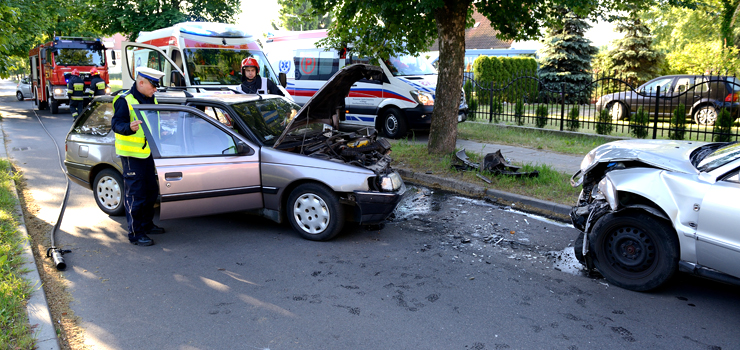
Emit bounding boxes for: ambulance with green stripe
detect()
[263,30,467,139]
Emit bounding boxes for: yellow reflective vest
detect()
[113,93,158,158]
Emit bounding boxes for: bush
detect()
[713,108,734,142]
[630,107,650,139]
[566,106,580,131]
[490,101,502,123]
[535,105,548,128]
[595,108,613,135]
[463,79,474,106]
[515,100,525,126]
[669,104,687,140]
[469,97,479,115]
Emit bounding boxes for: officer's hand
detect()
[130,120,143,131]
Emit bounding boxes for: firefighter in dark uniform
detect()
[67,69,85,119]
[111,67,166,246]
[236,57,284,96]
[88,67,108,97]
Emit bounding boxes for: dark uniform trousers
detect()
[121,155,158,240]
[70,100,84,119]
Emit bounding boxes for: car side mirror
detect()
[235,140,250,155]
[279,72,287,88]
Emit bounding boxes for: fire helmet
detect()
[71,69,80,76]
[241,57,260,74]
[90,67,100,75]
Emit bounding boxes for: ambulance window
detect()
[294,50,339,81]
[171,50,184,71]
[126,47,166,81]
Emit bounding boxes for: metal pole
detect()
[489,80,494,123]
[653,86,660,139]
[560,83,565,131]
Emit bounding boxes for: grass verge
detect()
[458,122,612,155]
[391,139,580,206]
[0,159,35,349]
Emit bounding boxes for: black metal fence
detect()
[462,72,740,142]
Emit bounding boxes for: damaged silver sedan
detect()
[570,139,740,291]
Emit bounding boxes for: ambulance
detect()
[120,22,289,97]
[263,30,467,138]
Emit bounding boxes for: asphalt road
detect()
[2,80,738,350]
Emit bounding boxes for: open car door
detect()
[121,42,186,90]
[132,104,263,219]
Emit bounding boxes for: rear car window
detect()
[70,101,113,136]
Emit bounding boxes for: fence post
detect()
[652,86,661,139]
[489,80,494,123]
[560,83,565,131]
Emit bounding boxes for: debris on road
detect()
[453,149,539,180]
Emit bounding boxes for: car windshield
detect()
[230,98,304,146]
[183,49,279,86]
[697,142,740,172]
[384,54,437,76]
[55,48,106,66]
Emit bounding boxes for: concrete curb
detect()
[1,123,62,350]
[397,168,572,222]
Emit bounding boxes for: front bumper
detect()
[405,105,468,129]
[353,182,406,224]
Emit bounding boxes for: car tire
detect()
[381,107,407,139]
[36,91,47,110]
[693,105,717,126]
[588,212,679,292]
[16,91,23,101]
[287,183,344,241]
[609,102,627,121]
[574,231,585,264]
[50,95,59,114]
[93,168,125,216]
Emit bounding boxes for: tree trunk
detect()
[428,0,470,155]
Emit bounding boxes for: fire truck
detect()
[29,37,110,114]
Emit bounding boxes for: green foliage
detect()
[491,101,503,123]
[606,12,663,87]
[277,0,332,31]
[630,107,650,138]
[566,106,580,131]
[713,108,735,142]
[665,41,740,75]
[88,0,241,40]
[535,105,549,128]
[537,9,598,104]
[472,55,537,102]
[669,104,687,140]
[595,109,613,135]
[514,100,525,126]
[469,98,479,115]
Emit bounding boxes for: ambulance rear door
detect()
[121,42,186,90]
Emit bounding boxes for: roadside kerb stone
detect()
[397,168,572,222]
[1,123,62,350]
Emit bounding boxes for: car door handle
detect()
[352,84,357,87]
[164,172,182,181]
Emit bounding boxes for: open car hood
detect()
[274,64,384,148]
[578,140,705,176]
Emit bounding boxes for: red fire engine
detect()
[29,37,110,114]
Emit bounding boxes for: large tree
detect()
[277,0,331,31]
[537,9,598,103]
[309,0,644,155]
[87,0,241,40]
[607,13,663,87]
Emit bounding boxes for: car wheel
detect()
[574,231,585,264]
[287,183,344,241]
[50,95,59,114]
[381,107,407,139]
[93,168,125,216]
[693,105,717,126]
[16,91,23,101]
[588,212,679,292]
[609,102,627,121]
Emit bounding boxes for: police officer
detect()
[67,69,85,119]
[111,67,166,246]
[88,67,108,97]
[236,57,284,96]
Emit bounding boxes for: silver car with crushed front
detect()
[65,64,405,241]
[570,139,740,291]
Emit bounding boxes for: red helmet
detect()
[71,69,80,76]
[241,57,260,74]
[90,67,100,75]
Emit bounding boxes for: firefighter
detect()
[67,69,85,119]
[88,67,108,97]
[111,67,166,246]
[236,57,284,96]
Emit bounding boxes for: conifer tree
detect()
[607,13,663,87]
[537,9,598,103]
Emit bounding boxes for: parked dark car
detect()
[596,75,740,126]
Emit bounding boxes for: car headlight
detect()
[380,171,403,191]
[410,90,434,106]
[597,176,618,211]
[105,87,111,94]
[54,88,64,95]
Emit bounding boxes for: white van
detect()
[120,22,289,97]
[264,30,467,138]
